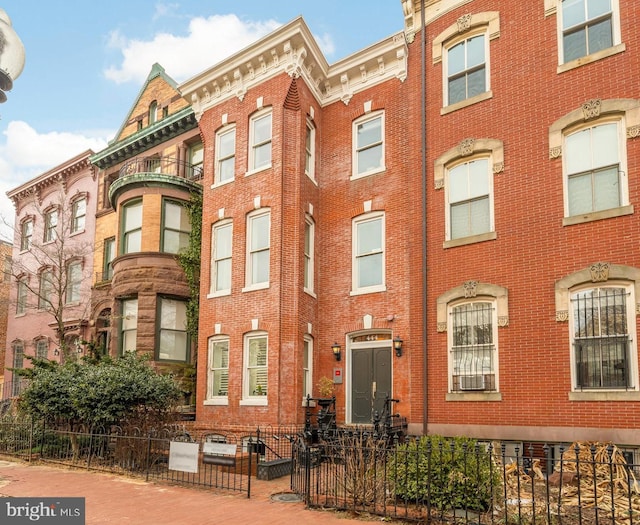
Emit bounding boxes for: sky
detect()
[0,0,404,240]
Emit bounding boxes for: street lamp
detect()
[0,8,25,103]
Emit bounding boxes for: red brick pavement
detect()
[0,460,390,524]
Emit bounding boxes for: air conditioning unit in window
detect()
[460,375,485,391]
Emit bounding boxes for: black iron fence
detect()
[291,433,640,524]
[0,420,261,497]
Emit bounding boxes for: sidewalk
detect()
[0,460,385,524]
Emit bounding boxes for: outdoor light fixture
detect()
[53,348,60,356]
[331,342,341,362]
[393,336,403,357]
[0,9,26,103]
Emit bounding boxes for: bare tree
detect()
[8,184,94,359]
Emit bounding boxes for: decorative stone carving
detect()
[549,146,562,159]
[590,262,610,282]
[582,98,602,120]
[463,280,478,298]
[457,14,472,32]
[458,138,475,157]
[437,322,447,333]
[340,73,352,105]
[627,125,640,139]
[498,316,509,327]
[492,161,504,174]
[246,62,255,80]
[434,178,444,190]
[556,310,569,322]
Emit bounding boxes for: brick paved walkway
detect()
[0,460,385,524]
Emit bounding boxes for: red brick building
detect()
[180,0,640,455]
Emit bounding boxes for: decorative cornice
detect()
[90,108,197,170]
[179,18,407,115]
[7,150,95,207]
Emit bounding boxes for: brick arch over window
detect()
[434,138,504,190]
[436,281,509,332]
[548,98,640,159]
[432,11,500,64]
[555,263,640,322]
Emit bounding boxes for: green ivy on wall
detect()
[177,190,202,344]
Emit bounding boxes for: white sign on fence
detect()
[168,441,200,473]
[202,442,237,456]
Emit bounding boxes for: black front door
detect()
[351,346,391,424]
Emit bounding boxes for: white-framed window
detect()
[249,109,272,173]
[38,269,53,310]
[304,216,314,294]
[245,209,270,290]
[188,141,204,180]
[446,158,493,241]
[12,341,24,395]
[122,200,142,254]
[433,12,500,112]
[16,277,27,315]
[352,212,385,294]
[558,0,621,65]
[449,300,498,393]
[103,237,115,281]
[353,112,385,178]
[215,126,236,184]
[157,297,188,362]
[148,100,158,126]
[563,120,625,217]
[44,208,58,243]
[162,199,191,254]
[120,298,138,354]
[305,119,316,181]
[445,32,488,107]
[211,220,232,296]
[207,336,229,401]
[20,218,33,252]
[66,260,82,304]
[570,284,635,390]
[35,339,48,359]
[302,336,313,403]
[241,332,268,404]
[71,197,86,233]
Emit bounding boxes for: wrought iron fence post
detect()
[87,429,94,470]
[304,443,312,507]
[145,433,152,482]
[28,418,34,463]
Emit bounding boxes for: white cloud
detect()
[313,33,335,57]
[0,121,111,239]
[104,14,282,85]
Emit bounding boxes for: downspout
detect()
[420,0,429,435]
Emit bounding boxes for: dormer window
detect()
[149,100,158,126]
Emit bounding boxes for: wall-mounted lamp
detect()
[53,349,60,356]
[331,342,341,362]
[393,336,403,357]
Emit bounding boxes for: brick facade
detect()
[182,2,640,446]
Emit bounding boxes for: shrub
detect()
[388,435,498,512]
